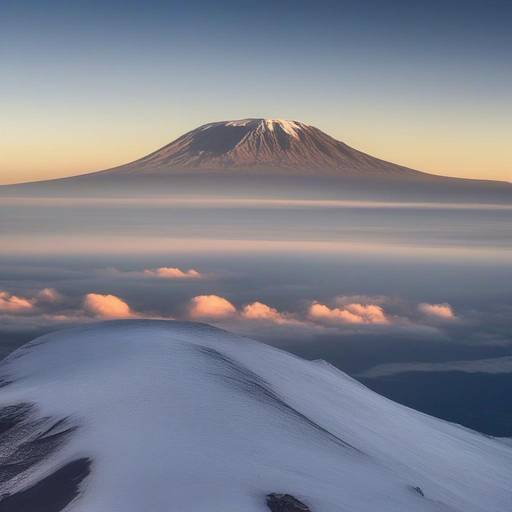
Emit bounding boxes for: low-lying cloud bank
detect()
[183,294,462,340]
[143,267,202,279]
[360,356,512,378]
[0,289,459,330]
[0,290,142,326]
[188,295,303,326]
[4,287,510,348]
[105,265,205,280]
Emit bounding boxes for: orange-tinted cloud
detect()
[241,301,297,325]
[189,294,236,319]
[0,291,34,313]
[143,267,202,279]
[83,293,135,319]
[418,302,455,320]
[308,302,389,325]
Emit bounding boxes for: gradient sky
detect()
[1,0,511,184]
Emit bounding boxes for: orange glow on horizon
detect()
[1,120,510,185]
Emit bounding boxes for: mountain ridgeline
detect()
[0,321,510,512]
[90,119,425,177]
[4,119,511,202]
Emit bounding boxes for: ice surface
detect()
[263,119,302,138]
[0,320,510,511]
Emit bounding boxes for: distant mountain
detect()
[3,119,510,201]
[1,320,511,512]
[89,118,428,178]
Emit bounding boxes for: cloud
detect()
[188,295,412,335]
[241,301,299,325]
[143,267,202,279]
[418,303,455,320]
[0,291,34,313]
[0,288,63,314]
[308,302,389,325]
[360,356,512,379]
[83,293,135,319]
[37,287,62,303]
[189,295,236,319]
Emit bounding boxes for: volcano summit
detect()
[4,118,510,201]
[93,118,425,178]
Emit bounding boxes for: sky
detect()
[1,0,511,184]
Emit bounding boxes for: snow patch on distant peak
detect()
[215,118,305,138]
[262,119,302,138]
[224,119,255,127]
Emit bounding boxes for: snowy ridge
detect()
[0,320,510,512]
[214,118,304,137]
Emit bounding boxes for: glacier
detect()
[0,320,510,511]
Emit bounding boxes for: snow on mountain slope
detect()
[0,320,510,512]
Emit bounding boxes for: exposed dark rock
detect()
[411,485,425,497]
[266,493,311,512]
[0,457,91,512]
[0,403,32,436]
[0,403,90,512]
[0,403,78,486]
[0,379,11,389]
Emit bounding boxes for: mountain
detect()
[88,118,427,178]
[2,118,510,202]
[0,320,510,512]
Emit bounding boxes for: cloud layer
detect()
[360,356,512,378]
[143,267,202,279]
[0,286,487,346]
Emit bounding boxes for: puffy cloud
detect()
[189,295,392,329]
[83,293,135,319]
[308,302,389,325]
[189,295,236,319]
[418,303,455,320]
[143,267,202,279]
[0,291,34,313]
[241,301,298,325]
[0,287,63,314]
[37,287,62,303]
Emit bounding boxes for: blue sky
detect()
[1,0,511,182]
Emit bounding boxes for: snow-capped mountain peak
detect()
[96,118,425,178]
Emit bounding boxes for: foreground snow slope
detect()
[0,320,510,512]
